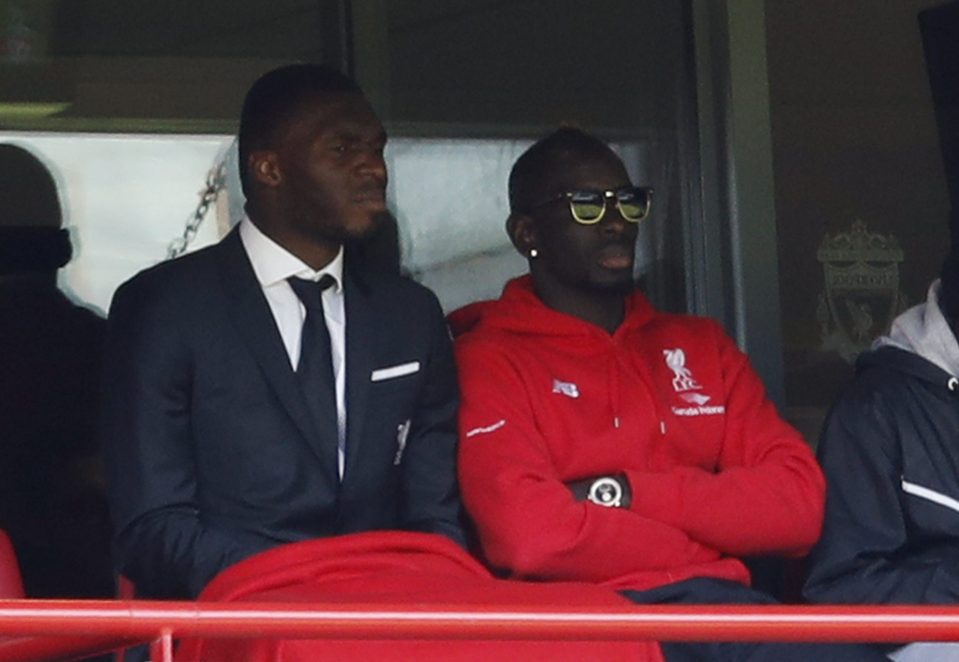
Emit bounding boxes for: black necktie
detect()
[288,275,338,442]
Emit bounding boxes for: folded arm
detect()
[624,323,825,557]
[456,340,719,583]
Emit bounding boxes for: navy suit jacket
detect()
[102,230,464,599]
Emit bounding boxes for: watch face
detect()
[587,477,623,507]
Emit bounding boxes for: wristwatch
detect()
[586,476,624,508]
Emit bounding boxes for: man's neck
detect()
[532,277,627,334]
[246,208,340,272]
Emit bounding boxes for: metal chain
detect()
[166,161,228,260]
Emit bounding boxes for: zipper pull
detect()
[660,421,667,435]
[613,416,621,429]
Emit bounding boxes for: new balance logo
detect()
[552,379,580,399]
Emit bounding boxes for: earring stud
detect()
[529,248,539,259]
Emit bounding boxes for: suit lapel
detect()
[342,267,376,484]
[215,230,337,476]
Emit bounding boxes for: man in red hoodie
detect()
[452,128,886,661]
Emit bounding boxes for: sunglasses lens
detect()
[560,188,652,223]
[568,191,605,223]
[617,188,650,221]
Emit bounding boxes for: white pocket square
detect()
[371,361,420,382]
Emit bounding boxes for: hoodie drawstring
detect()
[607,353,621,429]
[609,344,668,436]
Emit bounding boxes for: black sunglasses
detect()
[527,186,654,224]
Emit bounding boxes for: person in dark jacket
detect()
[103,65,465,604]
[0,143,114,602]
[804,249,959,661]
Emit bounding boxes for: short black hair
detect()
[508,127,615,213]
[238,63,362,196]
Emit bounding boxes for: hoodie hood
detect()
[449,275,663,433]
[448,275,656,340]
[865,279,959,386]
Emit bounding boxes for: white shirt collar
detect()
[239,216,344,293]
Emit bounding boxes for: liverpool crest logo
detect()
[664,348,724,416]
[663,348,701,392]
[816,220,907,362]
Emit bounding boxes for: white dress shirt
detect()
[239,217,347,479]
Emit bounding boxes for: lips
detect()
[597,244,634,270]
[353,187,386,209]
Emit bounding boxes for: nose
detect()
[358,147,387,184]
[600,203,633,236]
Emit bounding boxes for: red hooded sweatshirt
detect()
[451,276,824,592]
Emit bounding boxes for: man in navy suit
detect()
[103,64,465,600]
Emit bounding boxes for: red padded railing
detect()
[3,600,959,662]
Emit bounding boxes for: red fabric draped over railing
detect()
[3,533,959,661]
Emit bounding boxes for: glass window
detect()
[767,0,951,444]
[2,1,697,318]
[364,0,696,312]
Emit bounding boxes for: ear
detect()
[249,150,282,188]
[506,212,538,258]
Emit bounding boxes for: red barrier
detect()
[3,600,959,647]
